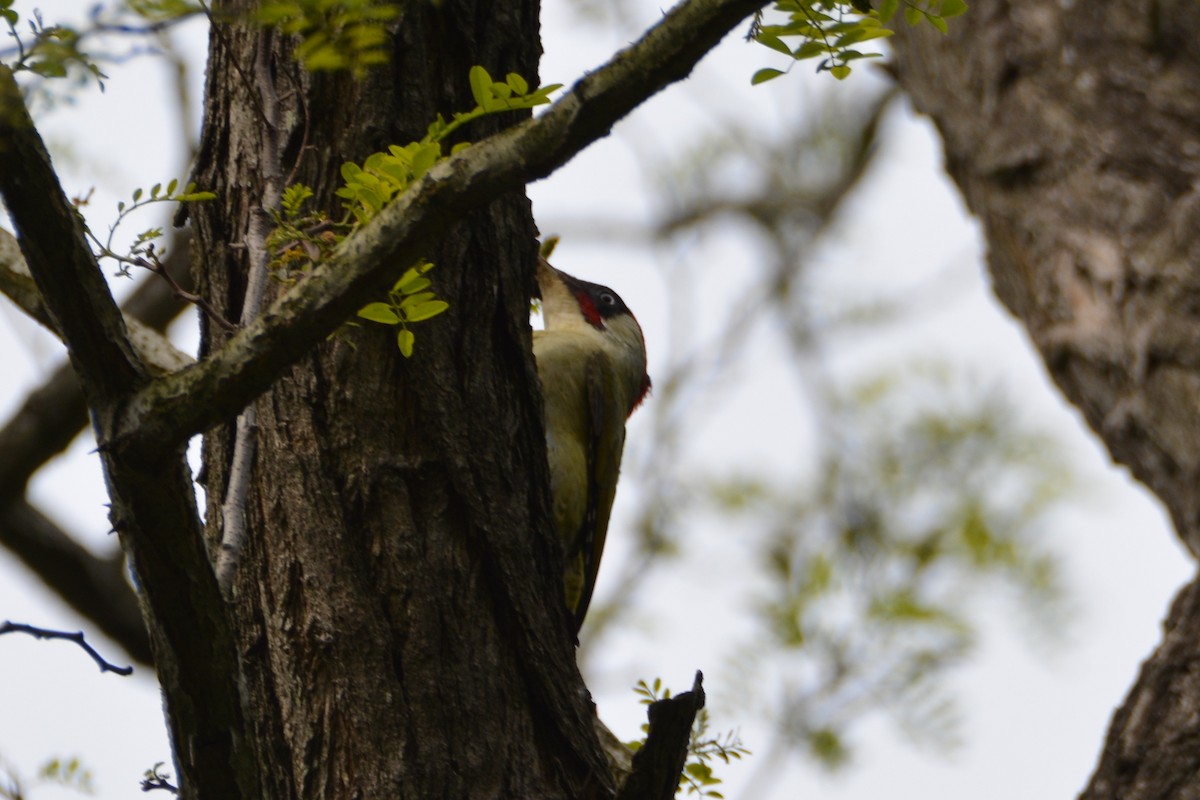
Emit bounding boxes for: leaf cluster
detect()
[269,66,558,356]
[0,3,107,87]
[356,262,448,356]
[255,0,401,76]
[751,0,966,82]
[37,757,93,796]
[266,184,339,282]
[83,178,216,274]
[337,66,559,225]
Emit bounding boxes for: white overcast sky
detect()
[0,3,1192,799]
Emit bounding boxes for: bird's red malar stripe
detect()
[577,292,603,329]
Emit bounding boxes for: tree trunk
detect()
[187,2,610,797]
[887,2,1200,797]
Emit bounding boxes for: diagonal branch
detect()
[0,225,191,494]
[0,67,146,404]
[118,0,771,454]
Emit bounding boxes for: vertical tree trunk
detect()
[888,2,1200,797]
[187,2,612,796]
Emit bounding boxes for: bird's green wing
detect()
[567,351,627,633]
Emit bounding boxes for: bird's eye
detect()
[598,292,617,306]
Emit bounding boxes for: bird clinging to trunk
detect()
[533,257,650,634]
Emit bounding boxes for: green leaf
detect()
[505,72,528,95]
[531,83,563,99]
[904,5,923,25]
[929,14,949,33]
[795,40,830,59]
[830,65,852,80]
[835,27,893,47]
[841,50,884,62]
[357,303,401,324]
[755,33,792,56]
[396,328,415,357]
[410,142,440,179]
[878,0,899,20]
[941,0,968,18]
[302,42,347,72]
[751,68,785,85]
[395,262,434,292]
[395,277,431,295]
[166,178,179,196]
[175,191,217,202]
[468,64,492,107]
[404,300,449,322]
[399,291,437,309]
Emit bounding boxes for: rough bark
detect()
[189,3,613,798]
[887,2,1200,797]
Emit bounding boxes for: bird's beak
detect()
[534,255,559,301]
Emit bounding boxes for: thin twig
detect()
[0,621,133,675]
[141,248,237,331]
[140,763,179,795]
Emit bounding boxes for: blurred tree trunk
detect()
[184,1,611,797]
[888,2,1200,797]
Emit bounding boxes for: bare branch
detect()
[140,763,179,795]
[617,671,706,800]
[0,230,55,330]
[0,620,133,675]
[0,67,145,403]
[141,248,234,332]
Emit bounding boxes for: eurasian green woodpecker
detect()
[533,257,650,634]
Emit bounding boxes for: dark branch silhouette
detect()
[1,620,134,675]
[618,671,706,800]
